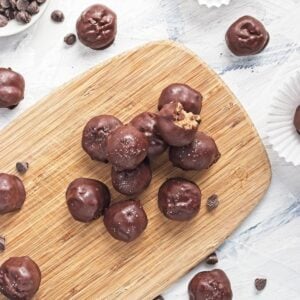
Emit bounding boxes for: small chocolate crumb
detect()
[206,252,218,265]
[0,236,6,251]
[207,194,219,211]
[16,162,29,174]
[51,9,64,22]
[153,296,164,300]
[0,14,8,26]
[64,33,76,46]
[255,278,267,291]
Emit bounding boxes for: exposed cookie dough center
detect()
[174,103,200,129]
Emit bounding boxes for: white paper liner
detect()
[197,0,231,8]
[267,70,300,166]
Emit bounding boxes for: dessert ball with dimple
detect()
[104,200,148,242]
[66,178,111,223]
[76,4,117,50]
[158,178,201,221]
[0,68,25,109]
[293,105,300,134]
[82,115,122,162]
[0,173,26,214]
[226,16,269,56]
[169,132,220,171]
[158,83,202,114]
[157,101,201,147]
[0,256,41,300]
[188,269,233,300]
[111,159,152,196]
[130,112,167,158]
[107,124,149,171]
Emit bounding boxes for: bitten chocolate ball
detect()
[111,159,152,196]
[107,125,149,171]
[158,83,203,114]
[157,102,201,147]
[130,112,167,158]
[188,269,233,300]
[158,178,201,221]
[0,68,25,109]
[82,115,122,163]
[66,178,110,223]
[169,132,220,171]
[0,173,26,214]
[226,16,269,56]
[293,105,300,134]
[76,4,117,50]
[0,256,41,300]
[104,200,148,242]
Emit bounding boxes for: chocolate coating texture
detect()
[130,112,167,158]
[82,115,122,162]
[0,256,41,300]
[0,68,25,108]
[158,178,201,221]
[0,173,26,214]
[226,16,269,56]
[76,4,117,50]
[293,105,300,134]
[169,132,220,171]
[66,178,110,223]
[111,159,152,196]
[157,102,201,147]
[104,200,148,242]
[188,269,233,300]
[158,83,202,114]
[107,125,149,171]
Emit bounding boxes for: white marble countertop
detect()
[1,0,300,299]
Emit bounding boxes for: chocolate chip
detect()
[0,0,11,9]
[26,1,39,15]
[16,0,29,11]
[15,10,31,23]
[255,278,267,291]
[207,194,219,211]
[206,252,218,265]
[0,13,8,26]
[51,9,64,22]
[0,236,5,251]
[64,33,76,46]
[153,296,164,300]
[16,162,29,174]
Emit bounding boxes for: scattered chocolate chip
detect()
[0,236,5,251]
[255,278,267,291]
[26,1,39,15]
[51,9,64,22]
[64,33,76,46]
[16,0,29,11]
[0,0,10,9]
[207,194,219,211]
[206,252,218,265]
[16,162,29,174]
[15,10,31,23]
[0,14,8,26]
[153,296,164,300]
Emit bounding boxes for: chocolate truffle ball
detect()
[0,68,25,109]
[82,115,122,163]
[76,4,117,50]
[169,132,220,171]
[158,178,201,221]
[111,159,152,196]
[130,112,167,158]
[66,178,110,223]
[188,269,233,300]
[226,16,269,56]
[107,124,149,171]
[158,83,202,114]
[0,256,41,300]
[104,200,148,242]
[157,102,201,147]
[293,105,300,134]
[0,173,26,214]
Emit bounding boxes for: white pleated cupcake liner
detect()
[267,70,300,166]
[197,0,231,8]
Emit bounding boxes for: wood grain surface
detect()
[0,41,271,300]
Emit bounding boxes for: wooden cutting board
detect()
[0,41,271,300]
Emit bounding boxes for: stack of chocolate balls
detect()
[66,83,220,243]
